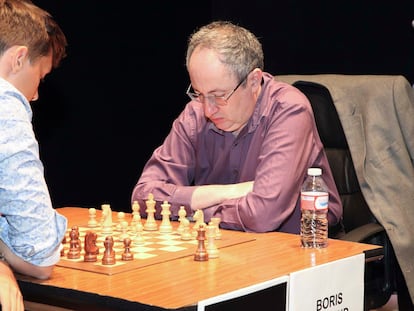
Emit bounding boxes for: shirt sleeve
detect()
[131,102,203,219]
[0,91,67,266]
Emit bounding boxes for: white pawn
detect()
[88,208,98,228]
[206,223,219,258]
[118,220,129,242]
[131,213,141,227]
[210,217,222,240]
[133,221,145,245]
[131,201,141,227]
[116,211,126,231]
[132,201,140,217]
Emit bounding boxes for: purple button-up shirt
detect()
[132,73,342,233]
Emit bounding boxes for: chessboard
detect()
[58,207,255,275]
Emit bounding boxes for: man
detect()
[132,21,342,233]
[0,0,68,309]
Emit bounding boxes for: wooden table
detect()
[17,207,381,311]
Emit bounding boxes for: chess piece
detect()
[210,217,222,239]
[144,193,157,231]
[84,231,98,262]
[131,213,141,227]
[159,201,173,233]
[88,208,98,228]
[132,201,140,217]
[116,212,126,231]
[192,209,206,237]
[60,236,67,257]
[67,227,81,259]
[101,204,113,235]
[206,223,219,259]
[118,220,129,242]
[177,206,187,234]
[122,238,134,261]
[131,202,141,227]
[71,226,81,247]
[179,216,192,241]
[194,224,208,261]
[102,236,116,265]
[133,221,145,245]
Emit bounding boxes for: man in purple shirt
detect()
[132,21,342,234]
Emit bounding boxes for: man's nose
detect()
[203,100,218,118]
[31,91,39,101]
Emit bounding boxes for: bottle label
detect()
[301,191,329,211]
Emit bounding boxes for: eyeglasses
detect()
[186,72,249,107]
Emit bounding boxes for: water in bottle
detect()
[300,167,329,248]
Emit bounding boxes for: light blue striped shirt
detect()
[0,78,67,266]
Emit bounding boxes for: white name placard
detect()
[288,253,364,311]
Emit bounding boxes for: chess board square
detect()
[128,240,147,246]
[131,246,156,253]
[156,240,184,246]
[152,234,180,241]
[158,245,188,252]
[182,240,198,245]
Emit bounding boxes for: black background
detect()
[31,1,414,212]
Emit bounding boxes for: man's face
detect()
[11,48,53,102]
[187,47,254,134]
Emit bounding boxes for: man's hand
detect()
[0,261,24,311]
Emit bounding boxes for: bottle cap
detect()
[307,167,322,176]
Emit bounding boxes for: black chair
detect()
[292,80,397,310]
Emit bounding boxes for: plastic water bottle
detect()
[300,167,329,248]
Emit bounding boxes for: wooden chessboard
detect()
[58,222,255,275]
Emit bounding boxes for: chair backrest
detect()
[292,80,378,233]
[292,80,396,310]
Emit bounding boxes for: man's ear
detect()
[250,68,263,88]
[11,46,29,73]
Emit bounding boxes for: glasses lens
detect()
[213,97,227,106]
[186,85,228,106]
[188,92,199,101]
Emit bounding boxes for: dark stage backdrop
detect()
[31,1,414,212]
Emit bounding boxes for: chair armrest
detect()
[341,223,385,243]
